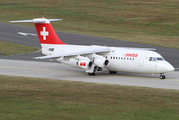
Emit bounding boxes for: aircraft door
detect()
[138,55,145,67]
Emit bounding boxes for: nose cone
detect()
[156,61,175,73]
[165,62,175,72]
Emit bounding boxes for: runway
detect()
[0,59,179,90]
[0,22,179,90]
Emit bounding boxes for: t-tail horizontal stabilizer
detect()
[9,18,62,23]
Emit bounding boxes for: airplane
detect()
[10,18,175,79]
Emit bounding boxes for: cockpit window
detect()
[149,57,164,61]
[152,57,157,61]
[157,57,164,61]
[149,57,157,61]
[149,57,152,61]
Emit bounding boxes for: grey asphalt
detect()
[0,22,178,68]
[0,59,178,90]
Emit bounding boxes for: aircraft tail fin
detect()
[10,18,65,45]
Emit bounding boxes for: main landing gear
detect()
[160,73,166,80]
[87,66,98,76]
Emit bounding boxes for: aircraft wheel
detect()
[160,73,166,80]
[109,71,117,74]
[88,73,96,76]
[87,66,97,76]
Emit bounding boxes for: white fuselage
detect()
[41,44,174,74]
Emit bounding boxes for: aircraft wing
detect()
[34,47,111,59]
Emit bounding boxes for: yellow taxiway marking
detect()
[0,66,179,81]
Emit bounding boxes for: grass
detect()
[0,41,39,55]
[0,0,179,48]
[0,75,179,120]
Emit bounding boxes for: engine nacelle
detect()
[77,60,93,69]
[94,59,109,68]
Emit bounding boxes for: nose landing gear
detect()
[160,73,166,80]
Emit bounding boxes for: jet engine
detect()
[94,59,109,68]
[77,60,93,69]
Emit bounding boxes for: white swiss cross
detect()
[40,27,49,40]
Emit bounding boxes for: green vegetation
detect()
[0,75,179,120]
[0,41,39,55]
[0,0,179,48]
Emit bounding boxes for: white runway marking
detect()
[17,32,37,36]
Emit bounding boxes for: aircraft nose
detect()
[165,63,175,72]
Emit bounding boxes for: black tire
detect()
[88,73,96,76]
[160,75,166,79]
[109,71,117,74]
[162,75,166,79]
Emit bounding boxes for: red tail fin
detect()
[35,23,65,44]
[10,18,65,45]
